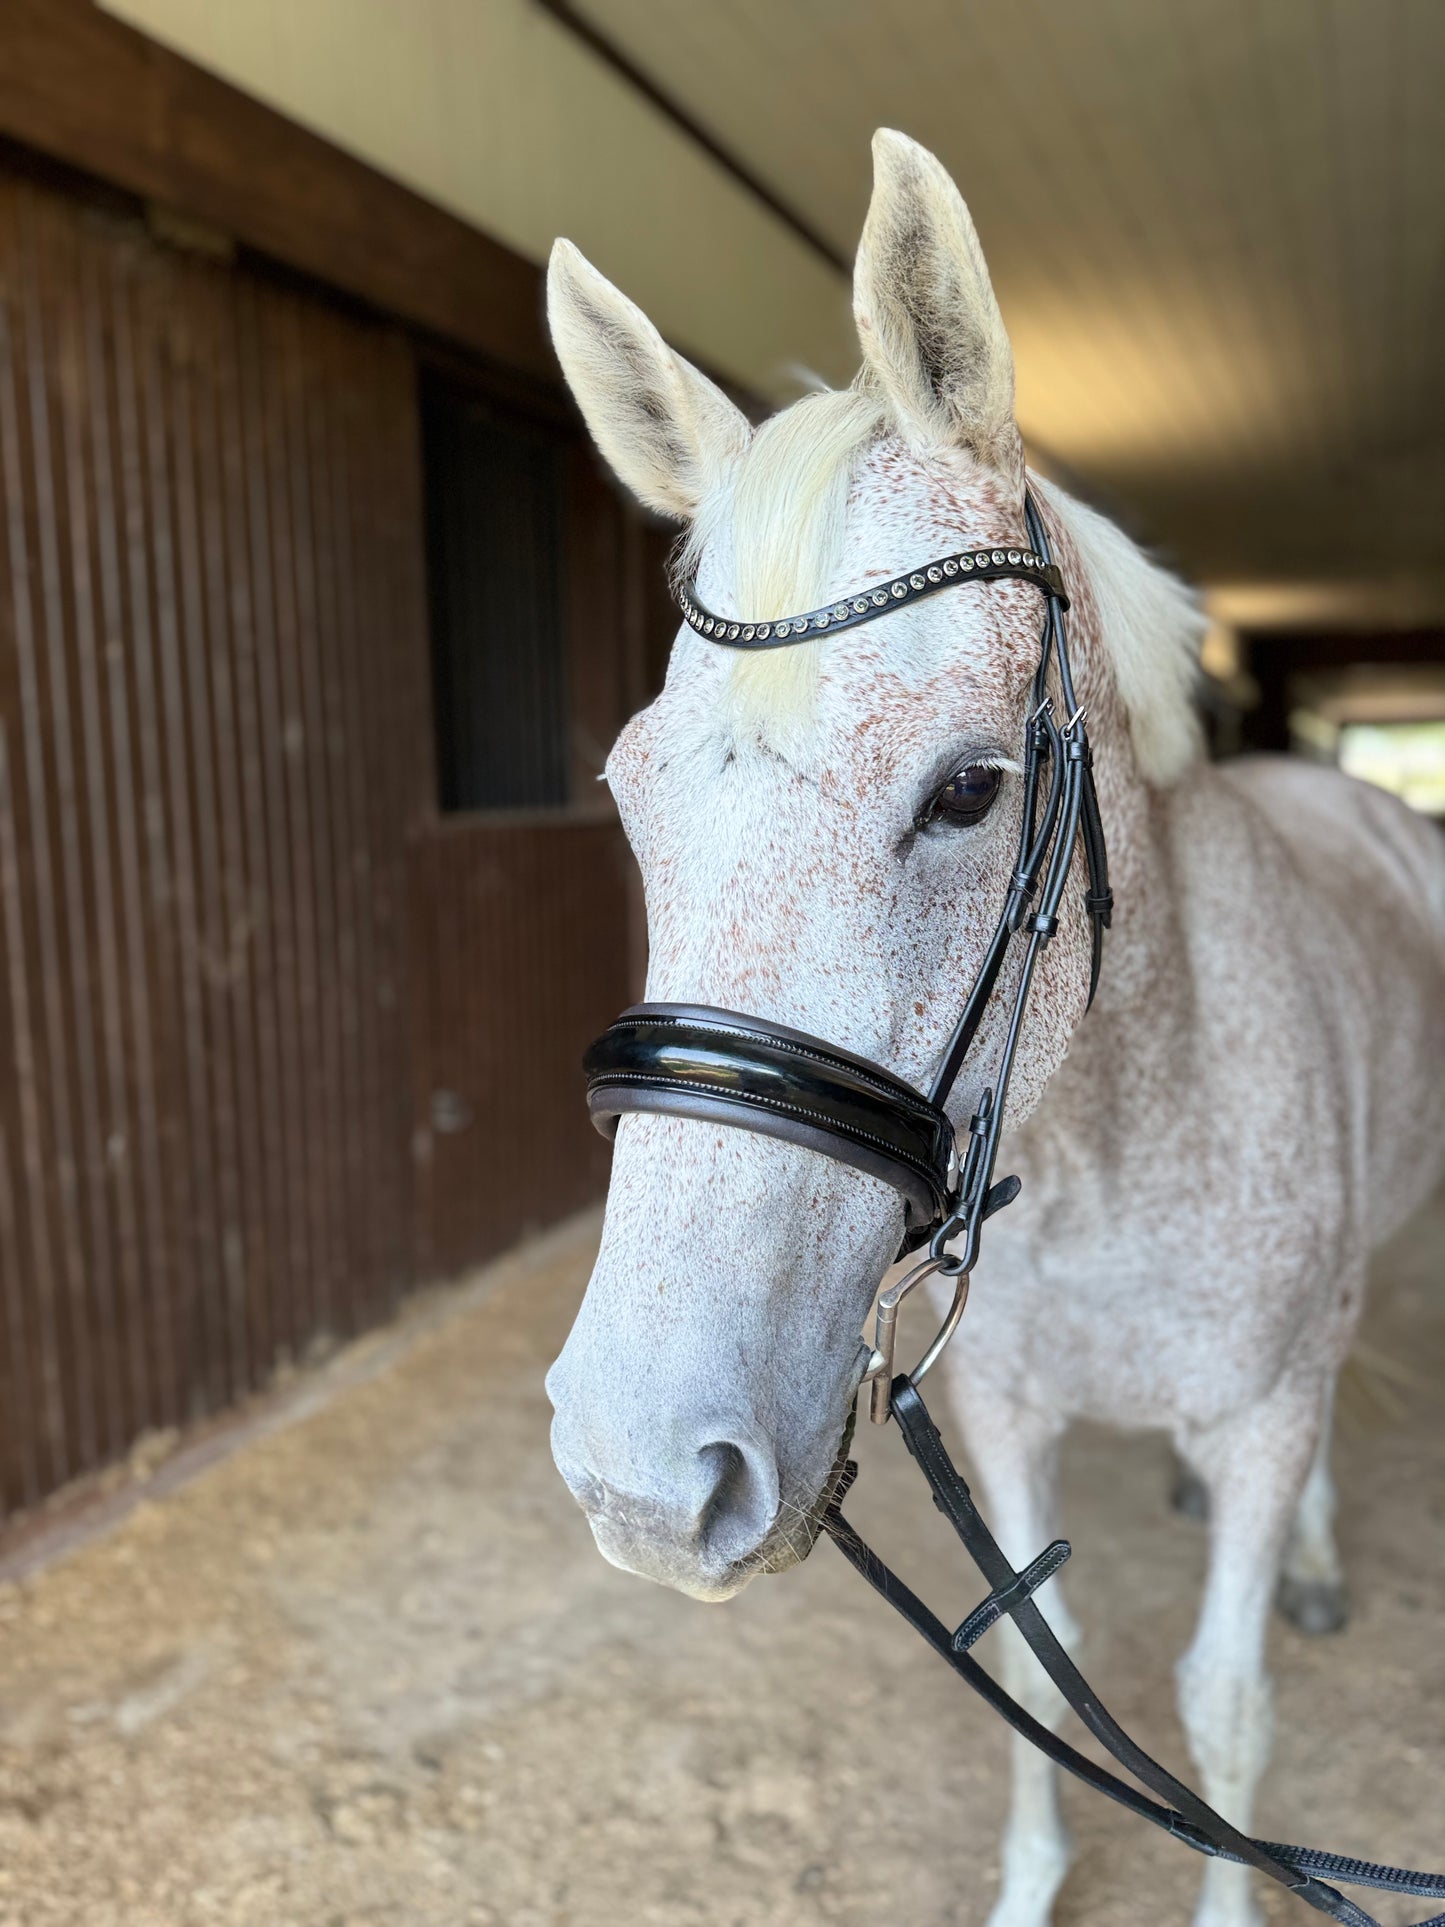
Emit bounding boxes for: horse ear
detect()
[547,240,751,520]
[853,131,1020,473]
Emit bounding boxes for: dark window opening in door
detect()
[422,371,570,811]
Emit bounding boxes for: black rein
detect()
[824,1376,1445,1927]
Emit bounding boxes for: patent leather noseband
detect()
[585,1004,958,1229]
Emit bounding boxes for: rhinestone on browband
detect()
[677,546,1068,650]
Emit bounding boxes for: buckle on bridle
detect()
[859,1092,1024,1424]
[859,1254,971,1425]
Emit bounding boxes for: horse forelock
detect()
[677,385,887,727]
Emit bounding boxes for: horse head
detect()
[544,132,1196,1599]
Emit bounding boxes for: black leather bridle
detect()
[580,489,1445,1925]
[587,495,1110,1283]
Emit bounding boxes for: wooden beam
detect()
[533,0,849,279]
[0,0,554,381]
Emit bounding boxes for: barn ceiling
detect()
[563,0,1445,628]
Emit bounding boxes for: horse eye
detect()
[924,763,1002,829]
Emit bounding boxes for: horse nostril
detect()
[695,1437,779,1564]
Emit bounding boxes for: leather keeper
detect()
[584,1003,956,1228]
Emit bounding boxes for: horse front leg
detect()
[946,1368,1075,1927]
[1175,1382,1327,1927]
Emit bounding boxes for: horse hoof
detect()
[1278,1574,1348,1635]
[1171,1465,1209,1521]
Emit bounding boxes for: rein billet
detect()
[580,489,1445,1927]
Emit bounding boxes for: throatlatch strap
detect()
[821,1377,1445,1927]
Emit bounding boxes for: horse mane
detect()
[679,385,1204,789]
[1035,476,1205,787]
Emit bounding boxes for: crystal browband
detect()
[678,545,1068,650]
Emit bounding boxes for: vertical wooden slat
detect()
[363,336,411,1317]
[107,230,210,1429]
[188,263,271,1396]
[15,184,103,1472]
[274,292,348,1339]
[209,273,291,1379]
[295,304,366,1330]
[0,726,55,1498]
[78,214,168,1443]
[310,316,378,1328]
[339,326,409,1325]
[233,275,314,1358]
[0,1107,38,1508]
[134,240,230,1417]
[376,337,431,1306]
[41,191,133,1460]
[0,187,77,1484]
[21,189,122,1472]
[254,286,331,1347]
[163,253,249,1406]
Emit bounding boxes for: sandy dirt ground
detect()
[0,1194,1440,1927]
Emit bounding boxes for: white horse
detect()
[543,131,1445,1927]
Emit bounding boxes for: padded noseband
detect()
[584,1004,958,1228]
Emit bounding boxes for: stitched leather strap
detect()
[822,1378,1445,1927]
[952,1538,1072,1653]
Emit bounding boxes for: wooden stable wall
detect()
[0,1,688,1519]
[409,820,635,1282]
[0,140,662,1517]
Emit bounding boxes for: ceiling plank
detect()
[569,0,1445,610]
